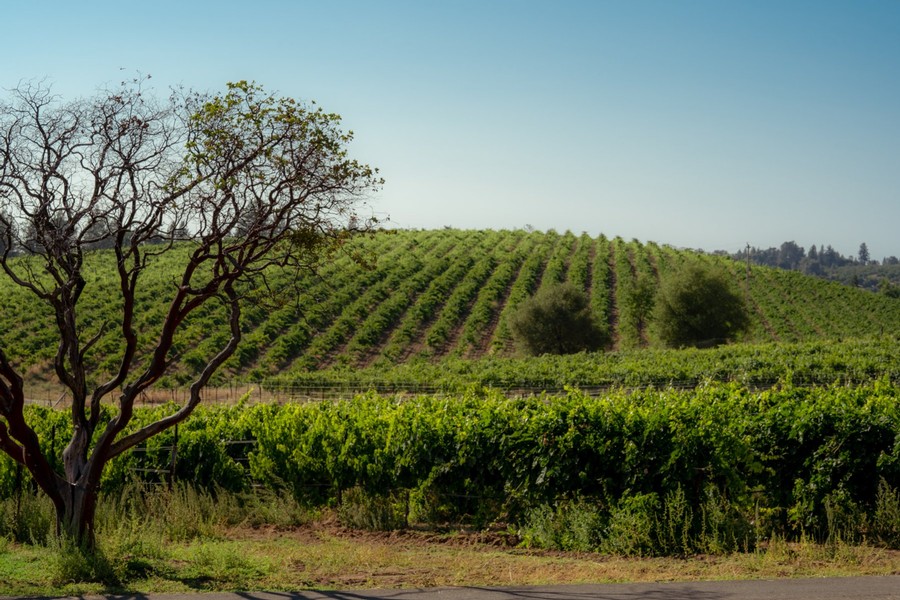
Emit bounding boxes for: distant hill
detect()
[1,229,898,385]
[728,241,900,292]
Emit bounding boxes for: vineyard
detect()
[3,382,899,553]
[1,229,898,387]
[265,337,900,395]
[2,228,900,556]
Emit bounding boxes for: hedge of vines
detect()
[2,381,898,545]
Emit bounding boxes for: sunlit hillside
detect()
[1,229,898,385]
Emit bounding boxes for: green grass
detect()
[0,485,899,596]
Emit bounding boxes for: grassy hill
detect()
[1,228,899,386]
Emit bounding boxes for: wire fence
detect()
[208,374,900,402]
[23,373,899,408]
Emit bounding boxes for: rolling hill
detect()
[1,228,898,386]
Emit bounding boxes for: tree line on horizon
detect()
[725,241,900,296]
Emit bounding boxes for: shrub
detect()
[872,479,900,548]
[600,492,659,556]
[519,500,604,552]
[654,263,749,348]
[510,283,609,355]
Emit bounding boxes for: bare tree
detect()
[0,79,381,546]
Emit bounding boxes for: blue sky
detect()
[4,1,900,259]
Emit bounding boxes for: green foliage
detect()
[242,382,900,547]
[337,487,408,530]
[0,491,54,545]
[879,277,900,299]
[698,485,755,553]
[272,337,900,394]
[520,500,604,552]
[0,230,898,382]
[1,382,900,555]
[872,479,900,547]
[600,492,660,556]
[510,282,610,355]
[51,537,119,587]
[521,486,783,556]
[654,263,750,348]
[100,401,254,493]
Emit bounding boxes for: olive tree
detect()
[0,79,381,546]
[653,263,749,348]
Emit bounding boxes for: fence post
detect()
[14,461,22,525]
[168,423,179,490]
[50,425,56,471]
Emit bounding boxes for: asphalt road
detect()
[40,576,900,600]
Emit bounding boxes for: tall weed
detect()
[0,492,54,544]
[51,537,119,587]
[338,486,408,530]
[656,487,693,555]
[872,479,900,548]
[600,492,659,556]
[698,486,755,553]
[519,500,604,552]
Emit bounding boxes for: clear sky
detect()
[3,1,899,259]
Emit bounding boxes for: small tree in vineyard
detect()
[0,79,381,546]
[510,282,609,355]
[653,263,749,348]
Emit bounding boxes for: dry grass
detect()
[2,518,900,596]
[22,383,284,408]
[214,525,900,591]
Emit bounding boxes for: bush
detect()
[519,500,604,552]
[872,480,900,548]
[654,263,749,348]
[600,492,659,556]
[510,283,609,355]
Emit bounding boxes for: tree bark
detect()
[56,481,98,547]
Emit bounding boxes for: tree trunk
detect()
[56,481,99,548]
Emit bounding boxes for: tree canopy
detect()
[0,78,381,545]
[653,263,749,348]
[510,282,610,355]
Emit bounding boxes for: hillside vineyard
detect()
[0,229,898,386]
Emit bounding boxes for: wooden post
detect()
[13,461,22,526]
[168,424,179,490]
[745,242,752,301]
